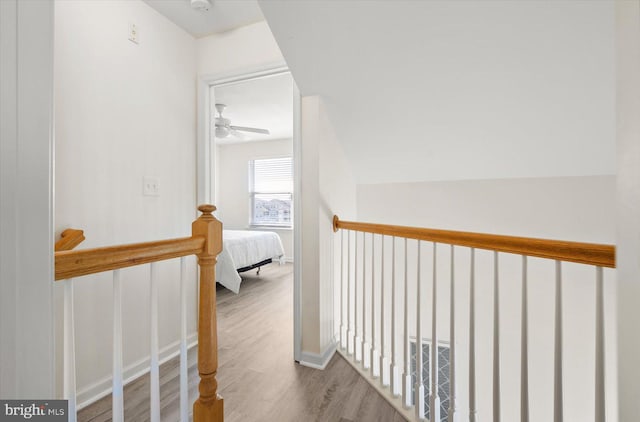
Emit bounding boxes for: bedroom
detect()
[210,71,295,294]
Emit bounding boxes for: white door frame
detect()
[196,62,303,362]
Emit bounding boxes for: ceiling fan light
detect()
[215,126,229,139]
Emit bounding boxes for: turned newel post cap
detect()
[198,204,217,215]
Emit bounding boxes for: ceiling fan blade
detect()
[230,125,270,135]
[229,129,248,140]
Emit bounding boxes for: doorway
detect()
[197,65,302,362]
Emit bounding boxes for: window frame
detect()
[249,156,294,229]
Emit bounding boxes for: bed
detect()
[216,230,285,293]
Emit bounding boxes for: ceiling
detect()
[143,0,264,38]
[212,72,293,145]
[259,0,616,184]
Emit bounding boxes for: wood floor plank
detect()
[78,263,406,422]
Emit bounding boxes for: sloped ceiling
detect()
[259,1,615,184]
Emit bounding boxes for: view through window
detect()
[250,157,293,227]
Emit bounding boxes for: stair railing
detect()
[55,228,86,252]
[332,215,615,422]
[55,204,223,422]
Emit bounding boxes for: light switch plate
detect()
[143,177,159,196]
[129,23,139,44]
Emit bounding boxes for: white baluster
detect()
[347,231,353,356]
[403,238,412,408]
[63,279,77,422]
[371,234,378,378]
[380,235,389,387]
[595,266,605,422]
[521,256,529,422]
[112,270,124,422]
[179,257,188,422]
[431,243,441,422]
[448,246,457,422]
[469,249,477,422]
[150,264,160,422]
[391,237,401,396]
[354,232,361,362]
[416,241,426,420]
[493,252,501,422]
[554,261,564,422]
[362,232,368,369]
[340,230,346,349]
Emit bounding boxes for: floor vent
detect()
[410,340,450,422]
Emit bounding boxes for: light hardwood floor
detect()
[79,263,406,422]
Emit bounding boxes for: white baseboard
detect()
[335,348,416,422]
[298,341,337,370]
[282,257,294,263]
[76,333,198,410]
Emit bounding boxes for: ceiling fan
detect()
[214,104,270,139]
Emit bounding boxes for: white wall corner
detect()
[0,0,55,398]
[299,95,322,354]
[299,341,337,370]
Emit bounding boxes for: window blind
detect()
[250,157,293,193]
[250,157,293,227]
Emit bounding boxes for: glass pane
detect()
[252,193,292,227]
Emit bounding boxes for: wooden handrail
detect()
[192,204,224,422]
[332,215,615,268]
[55,236,205,280]
[55,228,85,251]
[54,205,224,422]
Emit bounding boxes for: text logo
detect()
[0,401,67,421]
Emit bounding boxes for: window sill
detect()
[248,225,293,231]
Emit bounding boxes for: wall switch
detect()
[143,177,159,196]
[129,23,139,44]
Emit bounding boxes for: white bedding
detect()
[216,230,285,293]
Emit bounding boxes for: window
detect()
[249,157,293,228]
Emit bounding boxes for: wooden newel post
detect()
[192,204,224,422]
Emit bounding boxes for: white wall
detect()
[357,176,615,242]
[0,0,55,398]
[196,21,287,207]
[197,21,285,77]
[54,0,198,405]
[216,138,294,260]
[300,96,357,363]
[260,0,615,184]
[318,100,357,355]
[356,176,617,421]
[616,1,640,420]
[196,23,356,363]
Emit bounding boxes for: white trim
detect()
[337,348,417,422]
[198,61,289,89]
[196,77,212,206]
[299,342,337,370]
[292,80,302,362]
[76,333,198,410]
